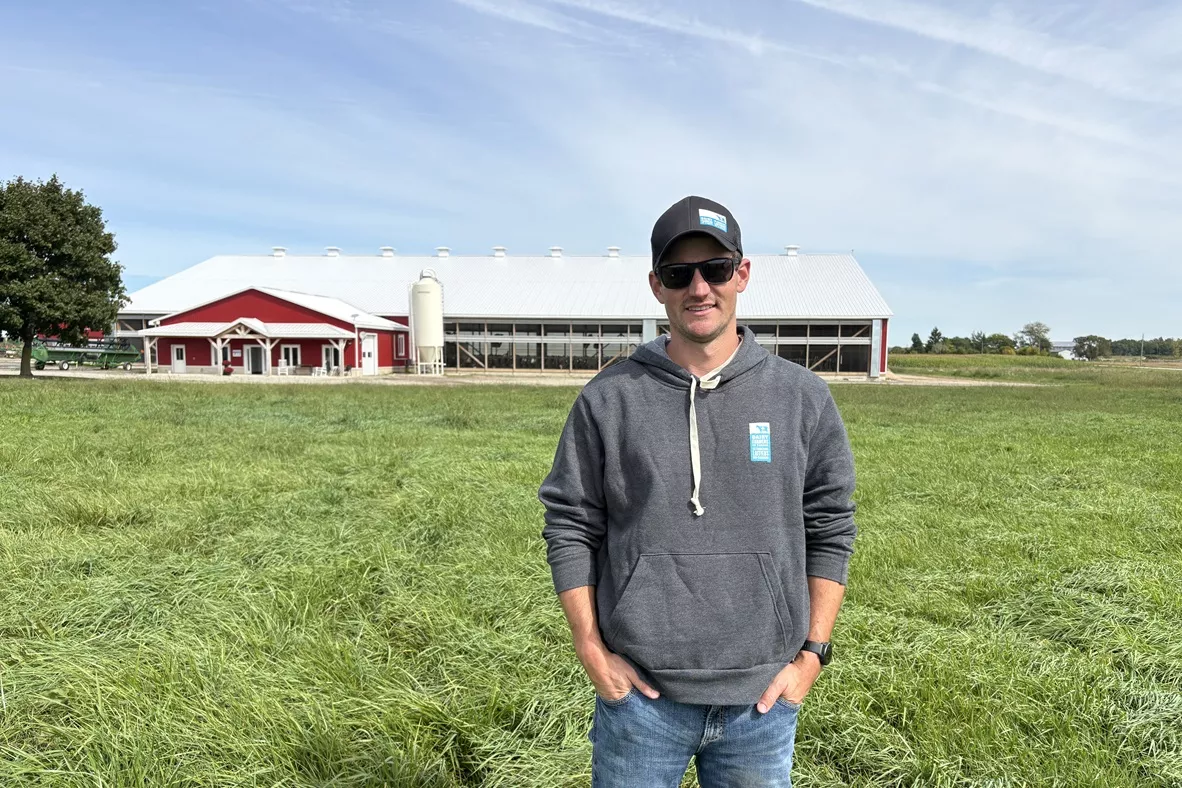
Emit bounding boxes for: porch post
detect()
[332,339,348,374]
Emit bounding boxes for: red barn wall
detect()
[881,318,889,373]
[162,290,354,332]
[156,338,212,367]
[377,331,393,367]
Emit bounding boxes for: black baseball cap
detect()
[650,195,742,270]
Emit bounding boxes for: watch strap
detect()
[800,639,832,666]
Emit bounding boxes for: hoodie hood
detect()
[630,325,770,516]
[631,325,769,388]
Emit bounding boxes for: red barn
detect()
[140,287,408,375]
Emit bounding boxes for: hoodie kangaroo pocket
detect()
[605,552,791,671]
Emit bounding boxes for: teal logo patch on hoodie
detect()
[749,422,771,462]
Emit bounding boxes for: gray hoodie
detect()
[539,326,857,705]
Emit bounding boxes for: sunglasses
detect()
[655,257,738,289]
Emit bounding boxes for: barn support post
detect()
[144,337,155,375]
[457,342,487,369]
[870,320,883,378]
[809,347,838,371]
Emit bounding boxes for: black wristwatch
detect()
[799,640,832,667]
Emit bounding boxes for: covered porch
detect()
[140,319,354,376]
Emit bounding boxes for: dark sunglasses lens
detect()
[701,261,735,284]
[659,265,695,289]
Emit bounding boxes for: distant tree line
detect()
[1106,337,1181,358]
[892,322,1181,360]
[1071,336,1181,360]
[897,322,1051,356]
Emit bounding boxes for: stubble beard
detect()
[670,301,736,346]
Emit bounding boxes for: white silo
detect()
[408,268,445,375]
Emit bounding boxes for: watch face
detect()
[805,641,832,665]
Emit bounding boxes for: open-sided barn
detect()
[121,245,893,376]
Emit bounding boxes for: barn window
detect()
[396,334,406,357]
[838,345,870,374]
[281,345,301,367]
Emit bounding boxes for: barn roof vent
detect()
[380,246,396,257]
[325,246,341,257]
[784,245,800,256]
[549,246,563,258]
[272,246,287,258]
[607,246,621,258]
[492,246,507,258]
[435,246,451,258]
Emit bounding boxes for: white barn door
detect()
[171,344,186,374]
[362,333,378,375]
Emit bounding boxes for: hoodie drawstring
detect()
[688,339,743,516]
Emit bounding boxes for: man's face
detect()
[649,234,750,345]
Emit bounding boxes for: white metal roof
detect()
[123,252,892,321]
[255,287,400,330]
[140,320,356,339]
[150,286,400,331]
[139,322,232,337]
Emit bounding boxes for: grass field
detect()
[1,360,1180,786]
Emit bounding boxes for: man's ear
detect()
[649,270,666,304]
[735,257,751,294]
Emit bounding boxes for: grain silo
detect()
[409,269,444,375]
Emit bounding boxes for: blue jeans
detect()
[589,688,799,787]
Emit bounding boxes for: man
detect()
[539,196,857,787]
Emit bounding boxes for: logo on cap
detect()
[699,209,728,232]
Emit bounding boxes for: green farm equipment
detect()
[31,339,142,371]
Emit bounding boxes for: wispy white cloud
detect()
[539,0,782,55]
[449,0,604,40]
[3,0,1179,341]
[459,0,847,64]
[788,0,1182,106]
[912,80,1178,166]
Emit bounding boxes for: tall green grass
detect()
[0,367,1179,786]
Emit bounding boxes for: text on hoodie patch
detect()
[749,422,771,463]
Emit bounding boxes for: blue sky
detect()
[2,0,1179,343]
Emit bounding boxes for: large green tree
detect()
[985,333,1016,353]
[1072,335,1112,361]
[0,175,125,377]
[1018,321,1052,353]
